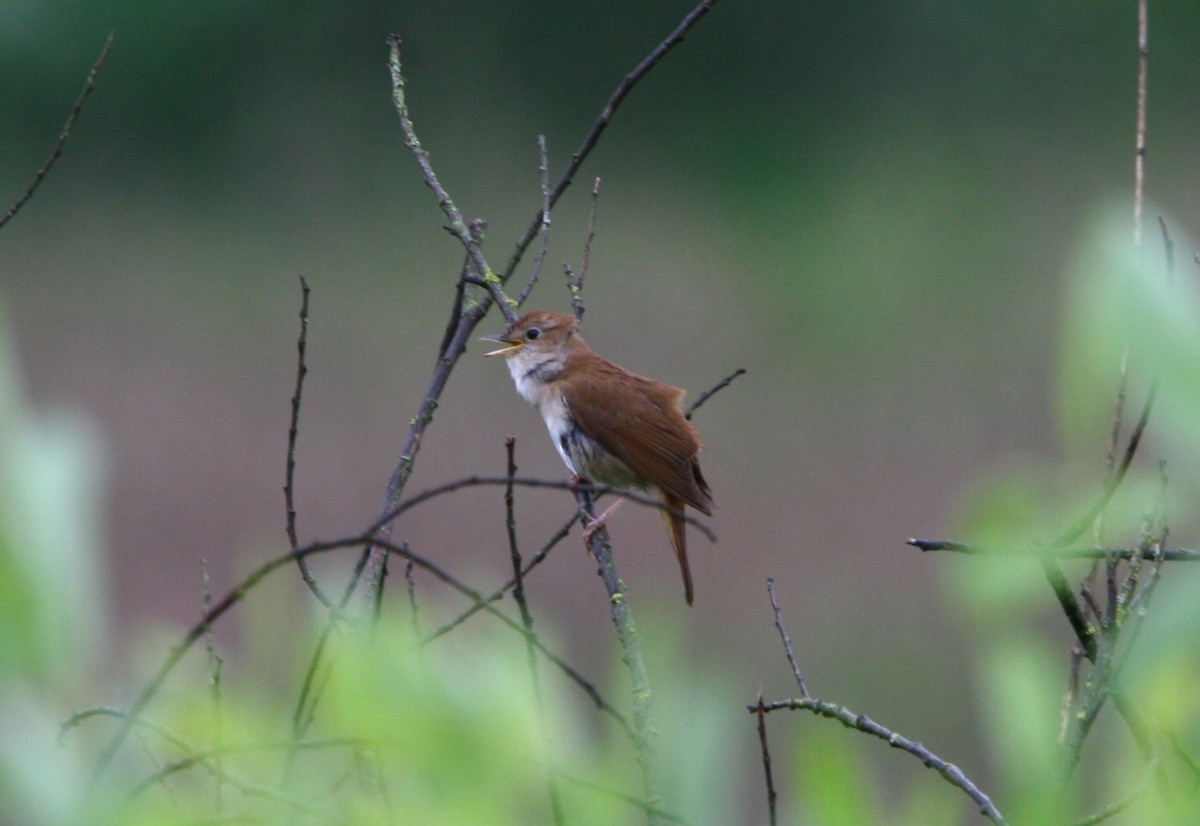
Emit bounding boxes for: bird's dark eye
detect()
[526,328,541,340]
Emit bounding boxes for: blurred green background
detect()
[4,1,1200,822]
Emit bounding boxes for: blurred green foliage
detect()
[1,219,1199,822]
[5,3,1200,824]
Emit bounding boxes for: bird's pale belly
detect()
[556,422,643,489]
[540,397,643,489]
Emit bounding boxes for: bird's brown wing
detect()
[564,354,713,515]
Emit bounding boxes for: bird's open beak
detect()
[480,333,523,357]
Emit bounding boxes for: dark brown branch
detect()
[387,35,518,326]
[1,31,114,230]
[422,512,578,643]
[755,694,778,826]
[1050,381,1157,552]
[686,368,746,420]
[505,437,565,824]
[91,531,631,785]
[568,177,602,321]
[514,138,552,308]
[284,277,335,610]
[753,699,1007,825]
[499,0,721,284]
[370,475,716,544]
[907,539,1199,562]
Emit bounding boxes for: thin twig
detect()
[403,559,420,635]
[753,698,1007,825]
[422,512,578,643]
[440,218,488,358]
[755,694,778,826]
[515,137,552,308]
[1050,381,1157,551]
[1098,347,1130,624]
[387,36,517,325]
[499,0,721,284]
[127,739,366,802]
[1070,764,1154,826]
[555,772,686,823]
[1,31,115,230]
[284,277,335,610]
[505,437,565,824]
[1132,0,1148,246]
[686,368,746,420]
[766,578,809,699]
[569,178,602,321]
[201,560,225,815]
[907,539,1199,561]
[370,475,716,544]
[90,531,633,783]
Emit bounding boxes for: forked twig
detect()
[753,697,1007,825]
[756,580,1005,824]
[499,0,721,284]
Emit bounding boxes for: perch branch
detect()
[577,486,662,821]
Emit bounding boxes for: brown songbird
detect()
[484,310,712,605]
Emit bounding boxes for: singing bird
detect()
[484,310,713,605]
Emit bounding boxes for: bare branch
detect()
[1,31,115,230]
[386,35,518,325]
[504,437,565,824]
[754,694,778,826]
[90,529,634,783]
[568,177,602,321]
[499,0,722,284]
[907,539,1200,562]
[284,277,336,610]
[514,138,552,308]
[686,368,746,420]
[576,485,662,820]
[766,579,809,699]
[753,698,1007,825]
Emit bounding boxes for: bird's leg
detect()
[581,495,627,543]
[569,475,626,545]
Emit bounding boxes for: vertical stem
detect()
[505,439,565,824]
[577,488,661,823]
[1133,0,1148,246]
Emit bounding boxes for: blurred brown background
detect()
[4,1,1199,818]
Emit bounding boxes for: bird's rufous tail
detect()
[660,491,693,606]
